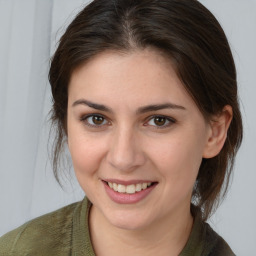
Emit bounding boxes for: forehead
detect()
[68,49,197,111]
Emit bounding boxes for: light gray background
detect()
[0,0,255,255]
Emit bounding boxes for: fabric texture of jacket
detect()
[0,197,235,256]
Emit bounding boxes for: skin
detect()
[67,48,232,256]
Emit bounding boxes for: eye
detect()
[81,114,109,128]
[146,115,175,128]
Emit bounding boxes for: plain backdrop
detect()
[0,0,255,255]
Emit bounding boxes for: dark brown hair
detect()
[49,0,243,220]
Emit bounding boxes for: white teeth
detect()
[113,183,118,192]
[142,183,147,189]
[135,183,142,192]
[117,184,126,193]
[107,182,152,194]
[108,182,113,189]
[126,184,136,194]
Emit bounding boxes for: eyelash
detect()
[80,114,110,129]
[80,114,176,129]
[144,115,176,129]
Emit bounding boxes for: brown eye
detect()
[154,116,166,126]
[146,115,175,129]
[92,115,104,125]
[84,115,108,127]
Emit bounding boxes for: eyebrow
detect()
[136,103,186,114]
[72,99,113,113]
[72,99,186,114]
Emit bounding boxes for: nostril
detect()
[106,149,146,172]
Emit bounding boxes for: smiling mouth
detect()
[105,181,156,194]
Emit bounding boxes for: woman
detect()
[0,0,242,255]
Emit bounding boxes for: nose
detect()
[106,127,146,172]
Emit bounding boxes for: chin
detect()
[104,209,154,231]
[110,219,147,231]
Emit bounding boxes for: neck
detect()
[89,204,193,256]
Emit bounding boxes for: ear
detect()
[203,105,233,159]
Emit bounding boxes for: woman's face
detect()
[67,49,212,230]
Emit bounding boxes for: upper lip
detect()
[102,179,157,186]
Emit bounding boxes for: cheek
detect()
[152,139,204,208]
[68,127,106,177]
[148,132,204,183]
[68,134,108,199]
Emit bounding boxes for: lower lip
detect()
[103,182,157,204]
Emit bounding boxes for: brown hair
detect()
[49,0,243,220]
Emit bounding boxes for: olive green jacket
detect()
[0,197,235,255]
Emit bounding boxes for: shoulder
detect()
[0,201,81,256]
[181,211,236,256]
[202,222,235,256]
